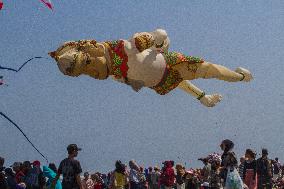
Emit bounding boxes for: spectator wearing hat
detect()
[52,144,83,189]
[256,149,273,189]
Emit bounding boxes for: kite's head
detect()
[49,40,108,79]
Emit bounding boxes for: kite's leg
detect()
[195,62,245,82]
[176,62,252,82]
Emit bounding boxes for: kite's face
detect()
[82,56,108,80]
[54,49,84,77]
[50,41,108,79]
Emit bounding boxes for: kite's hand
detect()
[150,29,168,49]
[235,67,253,82]
[200,94,222,107]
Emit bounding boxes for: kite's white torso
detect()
[120,40,167,87]
[127,49,167,87]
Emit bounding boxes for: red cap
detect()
[33,160,40,167]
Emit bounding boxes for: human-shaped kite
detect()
[49,29,253,107]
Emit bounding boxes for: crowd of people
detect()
[1,141,284,189]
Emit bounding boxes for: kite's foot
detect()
[200,94,222,107]
[235,67,253,82]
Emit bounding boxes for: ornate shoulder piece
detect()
[134,34,154,52]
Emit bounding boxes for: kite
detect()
[0,1,53,11]
[0,76,4,85]
[0,56,46,72]
[0,112,49,163]
[0,76,8,87]
[49,29,253,107]
[0,0,3,10]
[39,0,53,10]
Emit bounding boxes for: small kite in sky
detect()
[0,76,8,87]
[0,0,4,10]
[0,76,4,85]
[40,0,53,10]
[0,1,53,11]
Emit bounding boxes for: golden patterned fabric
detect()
[151,66,183,95]
[134,34,155,52]
[151,51,204,95]
[104,40,129,79]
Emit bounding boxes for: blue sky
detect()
[1,1,284,172]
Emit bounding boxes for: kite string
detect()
[0,56,49,72]
[0,112,49,163]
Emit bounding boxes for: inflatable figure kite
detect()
[49,29,253,107]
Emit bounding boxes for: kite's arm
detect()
[126,29,169,53]
[178,80,222,107]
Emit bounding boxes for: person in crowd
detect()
[22,161,32,176]
[243,149,257,189]
[138,166,147,189]
[239,156,246,181]
[0,156,8,189]
[198,158,211,188]
[43,163,62,189]
[5,168,17,189]
[11,162,25,184]
[129,160,140,189]
[91,173,103,189]
[183,170,200,189]
[48,163,58,174]
[151,166,160,189]
[208,160,221,189]
[256,149,273,189]
[160,161,175,189]
[109,160,128,189]
[146,167,153,189]
[0,157,5,171]
[103,174,109,189]
[81,172,94,189]
[52,144,83,189]
[24,160,45,189]
[175,163,185,189]
[272,157,281,180]
[219,139,243,189]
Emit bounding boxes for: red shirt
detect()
[15,171,25,183]
[94,182,103,189]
